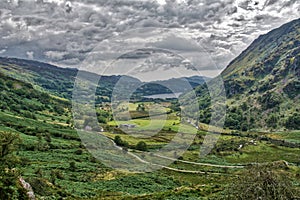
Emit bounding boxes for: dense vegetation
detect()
[182,18,300,131]
[0,70,298,199]
[0,18,300,199]
[0,57,207,103]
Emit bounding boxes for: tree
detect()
[136,104,145,111]
[136,141,147,151]
[35,168,43,178]
[267,114,278,129]
[220,163,299,200]
[114,136,129,147]
[0,131,27,199]
[114,136,123,146]
[69,161,76,172]
[0,131,20,166]
[241,123,248,131]
[50,170,57,184]
[285,113,300,130]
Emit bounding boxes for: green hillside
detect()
[0,57,139,102]
[1,68,299,199]
[0,57,207,102]
[191,18,300,131]
[0,69,197,199]
[0,19,300,200]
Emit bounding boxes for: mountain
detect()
[151,76,209,93]
[134,76,209,97]
[0,57,140,101]
[189,18,300,131]
[0,57,208,101]
[0,70,71,126]
[0,21,299,200]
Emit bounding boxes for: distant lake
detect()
[143,93,182,99]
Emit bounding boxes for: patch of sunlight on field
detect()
[101,132,167,146]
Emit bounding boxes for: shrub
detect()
[69,161,76,172]
[136,141,148,151]
[220,164,299,200]
[114,136,129,147]
[285,113,300,130]
[0,131,27,199]
[75,149,83,155]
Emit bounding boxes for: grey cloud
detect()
[254,14,278,22]
[0,0,299,80]
[226,6,238,15]
[23,16,46,26]
[265,0,279,6]
[150,35,206,52]
[45,51,68,60]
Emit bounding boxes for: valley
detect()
[0,18,300,200]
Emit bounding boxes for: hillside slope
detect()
[0,57,207,101]
[193,18,300,131]
[0,57,140,101]
[0,71,71,122]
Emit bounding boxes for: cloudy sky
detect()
[0,0,300,81]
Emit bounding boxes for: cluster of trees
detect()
[36,76,74,99]
[258,92,283,110]
[0,75,70,123]
[202,103,299,131]
[136,103,146,112]
[169,101,180,112]
[285,112,300,130]
[213,139,247,154]
[0,131,28,199]
[96,109,111,124]
[224,106,254,131]
[225,131,300,149]
[114,136,148,151]
[114,135,129,147]
[220,163,299,200]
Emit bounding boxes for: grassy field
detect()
[1,99,299,199]
[268,131,300,143]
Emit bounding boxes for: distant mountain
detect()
[185,18,300,131]
[0,70,71,122]
[152,76,209,93]
[0,57,208,102]
[134,76,209,97]
[0,57,134,102]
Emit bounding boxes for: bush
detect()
[69,162,76,172]
[285,113,300,130]
[114,136,129,147]
[267,114,278,129]
[28,177,54,196]
[136,141,148,151]
[220,164,299,200]
[0,131,27,199]
[75,149,83,155]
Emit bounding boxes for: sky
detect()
[0,0,300,81]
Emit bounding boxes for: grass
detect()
[268,131,300,143]
[101,132,167,146]
[108,116,197,134]
[1,99,299,199]
[1,57,300,199]
[225,141,300,164]
[176,134,300,166]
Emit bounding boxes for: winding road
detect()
[96,131,245,174]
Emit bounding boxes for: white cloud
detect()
[45,51,68,60]
[0,0,299,80]
[26,51,34,60]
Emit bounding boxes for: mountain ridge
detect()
[0,57,208,101]
[188,18,300,131]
